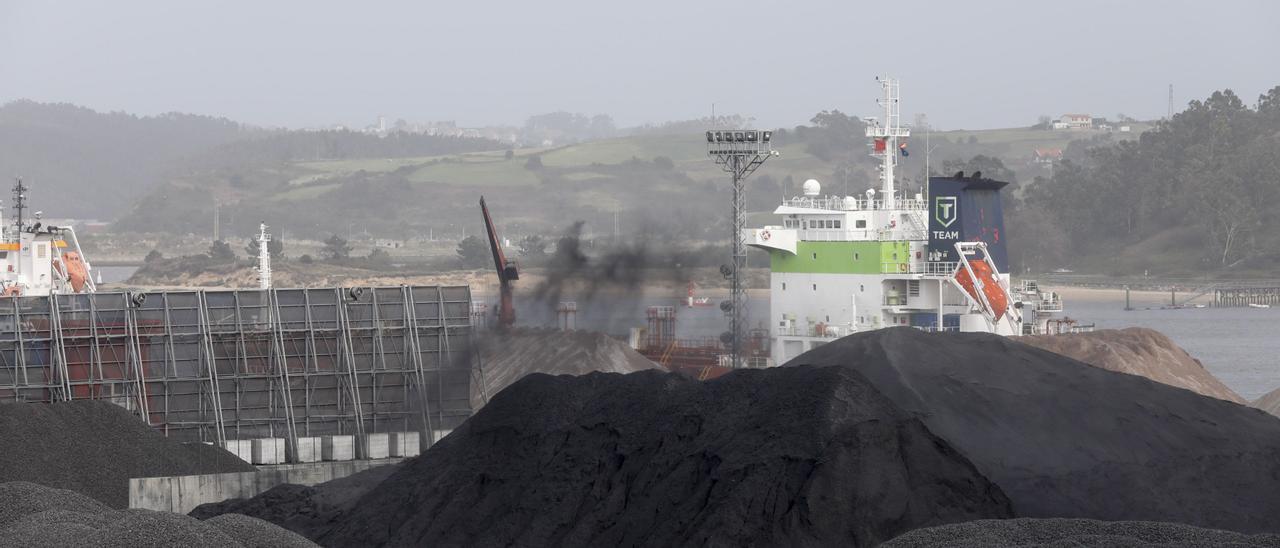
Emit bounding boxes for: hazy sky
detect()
[3,1,1278,130]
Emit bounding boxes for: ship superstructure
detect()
[746,78,1070,365]
[0,179,96,297]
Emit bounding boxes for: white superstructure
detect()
[746,78,1071,365]
[0,179,96,297]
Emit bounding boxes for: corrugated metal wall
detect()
[0,285,474,460]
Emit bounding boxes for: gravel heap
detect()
[787,327,1280,533]
[883,518,1280,547]
[203,366,1014,547]
[473,328,658,408]
[0,481,316,548]
[0,400,254,508]
[1019,327,1245,403]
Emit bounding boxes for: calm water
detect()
[1067,298,1280,401]
[511,291,1280,401]
[95,265,139,284]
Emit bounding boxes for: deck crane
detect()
[480,196,519,329]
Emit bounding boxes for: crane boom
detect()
[480,196,518,328]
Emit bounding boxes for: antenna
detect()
[213,201,221,241]
[12,177,28,234]
[706,128,777,368]
[1168,84,1174,120]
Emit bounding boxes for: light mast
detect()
[865,77,909,209]
[257,222,272,290]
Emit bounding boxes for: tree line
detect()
[1018,86,1280,272]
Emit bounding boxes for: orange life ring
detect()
[898,263,908,273]
[760,229,772,241]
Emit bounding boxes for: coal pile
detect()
[1020,327,1245,403]
[787,327,1280,533]
[473,327,658,408]
[190,462,400,537]
[0,400,254,508]
[208,366,1014,547]
[0,481,316,548]
[883,518,1280,547]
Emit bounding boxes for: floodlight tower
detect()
[706,129,776,368]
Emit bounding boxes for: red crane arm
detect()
[480,197,509,283]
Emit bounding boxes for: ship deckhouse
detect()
[746,78,1067,365]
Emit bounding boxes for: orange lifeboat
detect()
[55,251,91,293]
[954,259,1007,320]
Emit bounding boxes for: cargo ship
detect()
[744,78,1078,365]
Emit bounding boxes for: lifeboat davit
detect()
[954,259,1007,321]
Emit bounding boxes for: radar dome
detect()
[802,179,821,196]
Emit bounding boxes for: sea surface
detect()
[95,265,138,284]
[1067,298,1280,401]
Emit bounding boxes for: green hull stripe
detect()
[769,241,910,274]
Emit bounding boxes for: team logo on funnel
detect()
[935,196,958,228]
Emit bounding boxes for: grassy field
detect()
[259,124,1147,203]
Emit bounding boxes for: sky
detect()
[2,0,1278,131]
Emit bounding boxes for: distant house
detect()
[374,239,403,249]
[1033,148,1063,166]
[1057,114,1093,130]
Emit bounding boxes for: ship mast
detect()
[865,77,909,209]
[12,177,28,238]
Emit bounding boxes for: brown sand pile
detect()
[1019,327,1245,404]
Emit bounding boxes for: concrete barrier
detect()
[296,437,322,463]
[128,458,403,514]
[390,432,420,457]
[323,435,355,461]
[251,438,285,465]
[362,433,389,459]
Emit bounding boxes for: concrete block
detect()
[251,438,285,465]
[362,432,390,459]
[296,437,323,463]
[389,431,420,457]
[221,440,253,463]
[322,435,355,461]
[431,429,453,447]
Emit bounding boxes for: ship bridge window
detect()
[834,220,841,229]
[36,244,46,259]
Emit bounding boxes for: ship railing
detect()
[801,229,880,242]
[782,196,928,211]
[913,325,960,333]
[775,325,846,338]
[881,261,959,276]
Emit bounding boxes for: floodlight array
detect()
[706,130,773,156]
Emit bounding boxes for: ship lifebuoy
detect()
[898,263,908,273]
[760,229,771,241]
